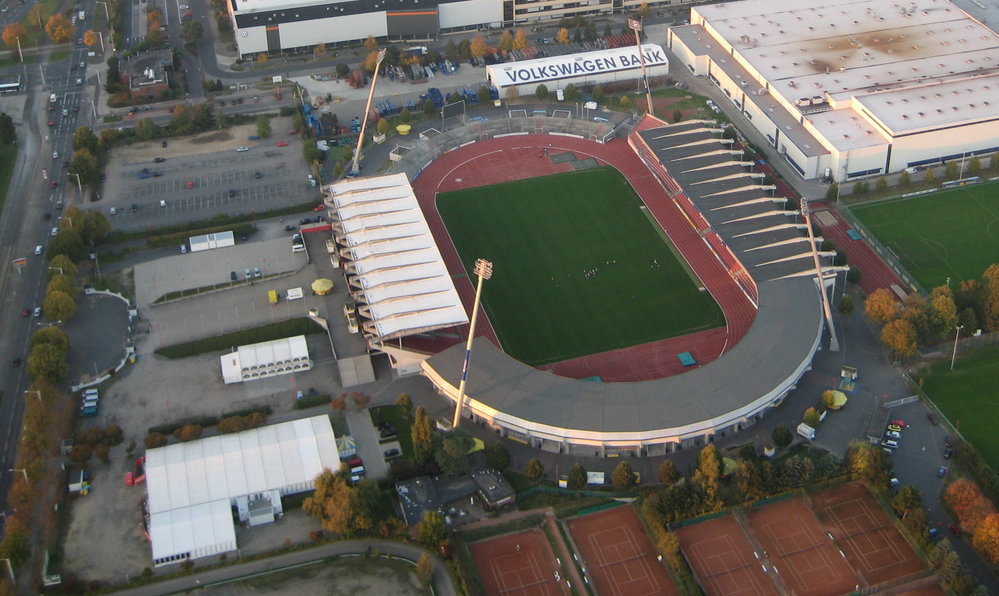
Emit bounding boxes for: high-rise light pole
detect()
[801,198,838,351]
[451,258,493,429]
[628,18,654,117]
[350,48,386,176]
[951,325,964,370]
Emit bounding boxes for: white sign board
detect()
[490,44,668,87]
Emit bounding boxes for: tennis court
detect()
[748,497,858,596]
[677,515,778,596]
[810,483,926,584]
[850,180,999,288]
[567,505,677,596]
[468,528,567,596]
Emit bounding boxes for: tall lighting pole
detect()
[350,48,386,176]
[628,18,654,117]
[801,198,839,351]
[451,258,493,429]
[950,325,964,370]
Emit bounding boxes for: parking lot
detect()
[100,120,321,231]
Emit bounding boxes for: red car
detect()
[48,120,55,126]
[288,130,298,135]
[21,308,30,317]
[891,419,906,427]
[276,141,289,147]
[949,524,962,537]
[313,204,325,212]
[187,180,194,189]
[50,181,58,188]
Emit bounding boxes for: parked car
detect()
[12,358,21,368]
[154,157,166,163]
[313,204,325,212]
[236,146,249,152]
[253,267,261,279]
[21,308,30,317]
[927,412,939,425]
[944,435,953,447]
[33,307,41,317]
[887,424,901,432]
[938,465,949,478]
[284,224,297,232]
[886,430,901,439]
[230,271,237,281]
[949,523,962,537]
[276,141,289,147]
[383,448,400,458]
[944,447,953,459]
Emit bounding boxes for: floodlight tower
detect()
[451,258,493,429]
[801,198,839,352]
[628,18,655,117]
[350,48,387,176]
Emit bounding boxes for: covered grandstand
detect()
[327,173,469,348]
[413,117,837,454]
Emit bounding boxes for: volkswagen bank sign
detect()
[488,44,668,88]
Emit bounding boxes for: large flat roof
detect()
[693,0,999,135]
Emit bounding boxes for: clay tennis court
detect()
[677,515,778,596]
[811,482,926,585]
[468,528,567,596]
[567,505,678,596]
[748,497,859,596]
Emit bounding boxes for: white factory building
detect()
[486,44,670,95]
[667,0,999,182]
[144,415,339,566]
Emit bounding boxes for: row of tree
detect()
[827,153,999,201]
[865,263,999,357]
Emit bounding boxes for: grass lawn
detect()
[851,180,999,289]
[0,144,17,214]
[437,167,724,366]
[369,405,413,458]
[19,0,60,46]
[921,343,999,470]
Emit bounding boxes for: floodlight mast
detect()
[451,259,493,429]
[801,198,839,352]
[350,48,386,176]
[628,18,655,117]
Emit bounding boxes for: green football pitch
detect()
[851,181,999,289]
[436,167,725,366]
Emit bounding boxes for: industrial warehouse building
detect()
[144,415,339,566]
[226,0,654,58]
[667,0,999,182]
[486,43,669,95]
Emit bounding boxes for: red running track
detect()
[408,135,757,382]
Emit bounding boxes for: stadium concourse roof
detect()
[328,173,468,342]
[145,415,339,564]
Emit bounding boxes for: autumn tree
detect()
[974,513,999,565]
[27,343,68,382]
[968,156,982,177]
[845,441,889,488]
[612,461,636,491]
[946,478,994,535]
[803,407,821,427]
[567,463,587,490]
[983,264,999,331]
[43,290,77,322]
[694,444,722,508]
[658,459,679,485]
[396,393,413,416]
[303,468,373,537]
[418,510,447,547]
[77,210,111,246]
[864,288,898,324]
[330,393,347,417]
[470,35,489,58]
[73,126,100,155]
[415,552,434,586]
[821,390,836,408]
[173,424,203,442]
[899,170,911,186]
[411,406,434,464]
[638,2,651,18]
[505,86,519,102]
[45,14,74,43]
[881,318,917,357]
[83,30,98,47]
[525,458,545,481]
[924,167,935,183]
[497,30,513,51]
[30,326,69,353]
[556,28,570,44]
[27,5,43,30]
[891,485,922,516]
[513,29,529,50]
[2,23,28,49]
[363,35,378,52]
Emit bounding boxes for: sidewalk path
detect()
[110,540,456,596]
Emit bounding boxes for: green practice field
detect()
[437,167,724,366]
[851,181,999,289]
[922,343,999,469]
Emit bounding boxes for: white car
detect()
[886,430,901,440]
[159,200,167,207]
[52,150,59,159]
[236,146,249,152]
[109,207,117,215]
[51,227,58,236]
[34,245,43,255]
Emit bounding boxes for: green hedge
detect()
[293,393,331,410]
[155,318,323,359]
[148,405,272,436]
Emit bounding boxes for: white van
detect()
[286,287,304,301]
[292,243,305,253]
[881,439,899,449]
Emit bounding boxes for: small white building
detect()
[188,231,235,253]
[486,44,669,96]
[219,335,311,384]
[144,415,340,566]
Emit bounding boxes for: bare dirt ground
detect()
[203,554,425,596]
[107,120,292,163]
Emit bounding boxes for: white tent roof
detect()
[144,415,339,562]
[328,173,468,341]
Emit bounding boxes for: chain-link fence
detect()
[837,203,926,295]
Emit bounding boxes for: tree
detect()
[31,326,69,353]
[73,127,100,155]
[423,98,436,116]
[303,468,373,537]
[620,95,633,110]
[27,5,43,30]
[257,53,268,65]
[45,14,74,43]
[839,294,855,315]
[772,423,793,448]
[846,441,889,487]
[567,463,587,490]
[638,2,651,18]
[46,274,76,298]
[673,108,682,123]
[513,29,529,50]
[899,170,911,186]
[43,290,77,322]
[658,459,680,485]
[497,30,513,51]
[525,458,545,481]
[485,441,510,471]
[181,20,203,42]
[852,181,867,196]
[363,35,378,52]
[0,520,30,569]
[563,83,579,102]
[881,318,917,357]
[695,444,722,507]
[945,161,959,180]
[173,424,203,442]
[83,29,98,48]
[968,156,982,177]
[27,343,68,382]
[875,176,888,193]
[821,390,836,408]
[592,85,605,105]
[419,511,447,547]
[411,406,434,464]
[376,117,389,135]
[396,393,413,416]
[136,117,160,141]
[330,394,346,417]
[612,461,636,491]
[864,288,898,324]
[803,407,821,427]
[256,115,272,138]
[983,264,999,332]
[891,485,922,515]
[924,167,935,183]
[2,23,28,49]
[556,28,570,44]
[215,106,227,129]
[434,429,473,476]
[536,84,549,100]
[0,112,14,145]
[824,182,839,202]
[470,35,488,58]
[69,148,99,186]
[415,552,434,586]
[350,392,371,410]
[145,432,167,449]
[505,86,519,102]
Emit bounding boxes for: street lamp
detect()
[48,266,64,276]
[950,325,964,370]
[627,18,654,117]
[451,258,493,429]
[8,469,28,487]
[24,390,41,402]
[67,173,82,194]
[91,252,102,281]
[88,97,98,120]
